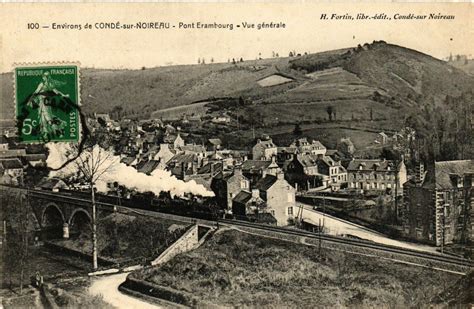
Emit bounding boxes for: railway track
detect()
[5,185,474,271]
[219,219,474,269]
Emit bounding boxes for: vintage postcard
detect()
[0,2,473,309]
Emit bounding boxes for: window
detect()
[287,207,293,215]
[229,193,233,198]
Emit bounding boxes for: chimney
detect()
[463,173,473,188]
[271,156,276,164]
[181,162,186,180]
[251,189,260,199]
[234,165,242,176]
[243,155,248,162]
[277,171,285,180]
[210,163,215,176]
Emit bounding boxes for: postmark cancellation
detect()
[14,64,81,143]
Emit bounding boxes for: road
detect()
[89,272,162,309]
[297,203,440,254]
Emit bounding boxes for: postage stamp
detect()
[15,64,80,143]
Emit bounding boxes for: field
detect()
[131,229,462,308]
[150,102,209,120]
[272,126,382,150]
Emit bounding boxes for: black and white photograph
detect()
[0,2,473,308]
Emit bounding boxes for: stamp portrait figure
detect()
[15,65,80,143]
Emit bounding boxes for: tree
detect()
[197,58,201,64]
[326,105,334,121]
[73,145,116,270]
[210,57,214,63]
[293,123,303,136]
[240,58,243,62]
[289,51,294,57]
[2,189,33,293]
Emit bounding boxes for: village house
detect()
[180,144,207,159]
[207,138,222,151]
[173,133,185,149]
[0,158,24,185]
[166,153,201,180]
[232,189,267,221]
[153,144,176,169]
[241,158,280,185]
[402,160,474,247]
[347,159,407,194]
[325,149,345,162]
[0,135,9,151]
[0,135,28,159]
[211,166,250,213]
[290,138,326,156]
[24,153,47,167]
[36,177,68,192]
[254,172,296,226]
[198,161,224,179]
[211,115,231,124]
[252,138,278,161]
[137,160,161,175]
[276,147,298,168]
[338,137,355,155]
[120,156,138,167]
[285,154,321,191]
[315,156,348,191]
[377,132,390,145]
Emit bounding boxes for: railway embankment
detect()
[123,229,468,308]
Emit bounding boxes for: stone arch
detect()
[42,203,65,227]
[68,208,91,226]
[68,208,92,237]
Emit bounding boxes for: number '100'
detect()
[27,23,40,29]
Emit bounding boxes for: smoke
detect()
[46,143,214,197]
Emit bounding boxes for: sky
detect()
[0,2,472,72]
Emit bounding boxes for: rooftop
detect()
[0,158,23,169]
[255,175,278,191]
[347,159,396,172]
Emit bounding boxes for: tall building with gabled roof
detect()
[402,160,474,246]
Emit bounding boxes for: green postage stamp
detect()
[15,64,80,143]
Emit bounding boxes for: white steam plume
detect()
[46,143,214,197]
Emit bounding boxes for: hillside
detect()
[1,42,473,131]
[448,58,474,76]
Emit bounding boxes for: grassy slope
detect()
[132,229,461,308]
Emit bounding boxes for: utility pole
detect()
[318,218,322,254]
[91,183,98,270]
